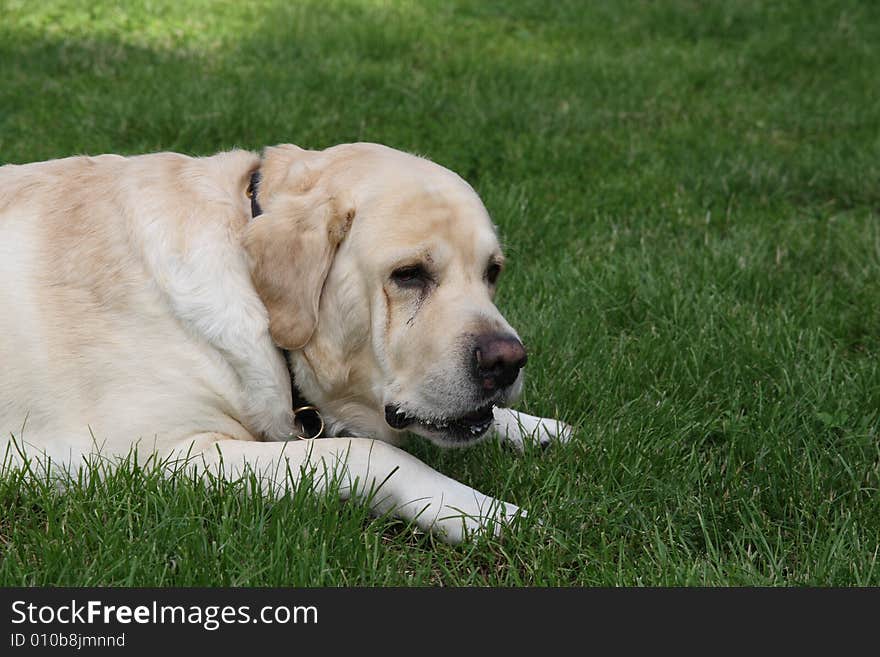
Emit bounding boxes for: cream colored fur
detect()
[0,143,570,543]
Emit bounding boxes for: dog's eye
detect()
[486,262,502,286]
[391,264,431,288]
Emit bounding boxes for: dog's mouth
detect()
[384,403,495,443]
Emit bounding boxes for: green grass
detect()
[2,0,879,585]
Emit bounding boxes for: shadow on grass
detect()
[2,1,879,212]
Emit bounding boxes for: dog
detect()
[0,143,570,543]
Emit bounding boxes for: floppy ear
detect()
[243,146,355,350]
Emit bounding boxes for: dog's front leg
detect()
[177,435,523,544]
[491,408,573,451]
[143,228,295,440]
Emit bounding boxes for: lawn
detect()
[1,0,879,586]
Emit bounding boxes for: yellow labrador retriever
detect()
[0,143,570,543]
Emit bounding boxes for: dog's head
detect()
[243,143,525,446]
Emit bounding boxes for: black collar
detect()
[247,171,263,218]
[249,168,323,438]
[283,351,325,440]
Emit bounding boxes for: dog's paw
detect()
[491,408,574,452]
[432,496,525,544]
[537,418,574,447]
[246,399,295,441]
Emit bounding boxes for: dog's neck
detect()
[247,165,324,439]
[282,350,325,439]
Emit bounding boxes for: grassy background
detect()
[1,0,879,585]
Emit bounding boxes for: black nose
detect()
[473,333,527,391]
